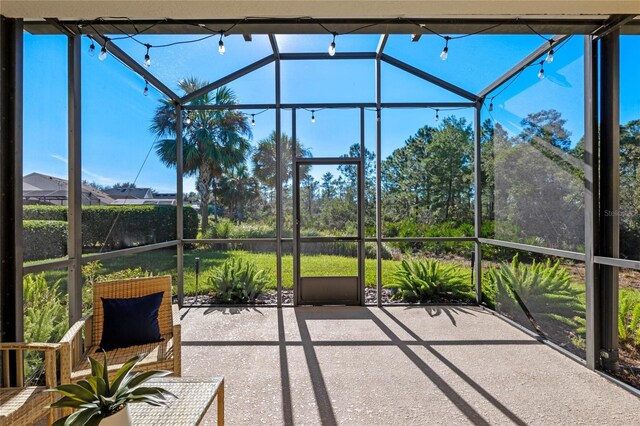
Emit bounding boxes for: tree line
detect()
[151,80,640,257]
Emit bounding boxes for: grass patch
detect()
[35,248,474,297]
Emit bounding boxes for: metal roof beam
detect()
[376,34,388,58]
[477,34,569,99]
[91,33,180,101]
[380,54,478,102]
[268,34,280,59]
[180,54,275,104]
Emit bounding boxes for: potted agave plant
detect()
[48,352,176,426]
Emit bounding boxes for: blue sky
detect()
[23,33,639,194]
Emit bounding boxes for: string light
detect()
[218,33,225,55]
[311,110,316,123]
[489,99,494,112]
[251,114,256,126]
[538,61,545,79]
[144,44,151,67]
[435,109,440,121]
[143,80,149,96]
[88,39,96,57]
[98,38,109,61]
[328,33,336,56]
[185,114,192,125]
[440,36,450,61]
[545,40,554,63]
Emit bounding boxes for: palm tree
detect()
[219,165,259,221]
[251,132,312,197]
[151,78,251,232]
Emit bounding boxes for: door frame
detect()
[291,108,366,306]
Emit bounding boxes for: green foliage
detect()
[23,220,68,261]
[385,259,473,303]
[23,273,68,343]
[82,205,196,250]
[23,205,67,221]
[483,255,584,323]
[152,81,252,232]
[49,353,175,426]
[23,206,197,261]
[204,218,234,239]
[619,290,640,345]
[208,258,271,303]
[23,273,68,382]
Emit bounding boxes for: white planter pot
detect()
[100,405,132,426]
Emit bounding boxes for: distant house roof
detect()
[153,193,177,200]
[23,172,115,205]
[104,187,153,200]
[110,199,177,206]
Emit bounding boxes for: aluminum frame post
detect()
[584,35,600,370]
[0,17,24,349]
[175,103,184,307]
[473,101,483,304]
[275,49,283,307]
[291,109,299,306]
[359,107,366,306]
[375,54,383,307]
[67,34,83,326]
[598,29,620,371]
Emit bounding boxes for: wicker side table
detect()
[129,377,224,426]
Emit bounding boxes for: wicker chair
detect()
[0,342,59,425]
[59,275,181,385]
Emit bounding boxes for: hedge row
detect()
[23,206,198,260]
[23,220,68,262]
[23,205,67,221]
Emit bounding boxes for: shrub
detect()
[23,273,68,383]
[23,205,67,221]
[619,289,640,346]
[82,205,197,250]
[204,218,234,239]
[386,259,474,303]
[25,205,197,256]
[483,255,584,326]
[23,220,68,261]
[207,258,271,303]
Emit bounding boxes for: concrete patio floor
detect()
[180,306,639,425]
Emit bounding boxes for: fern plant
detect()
[619,290,640,345]
[208,258,271,303]
[483,255,584,324]
[23,273,68,384]
[386,259,473,303]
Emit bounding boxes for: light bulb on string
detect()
[440,37,450,61]
[143,80,149,97]
[538,61,545,79]
[144,44,151,67]
[218,34,225,55]
[435,109,440,121]
[251,114,256,126]
[545,40,554,63]
[98,39,109,61]
[88,39,96,57]
[489,99,494,112]
[185,115,192,126]
[311,110,316,124]
[328,34,336,56]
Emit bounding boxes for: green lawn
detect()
[96,248,405,295]
[28,247,475,297]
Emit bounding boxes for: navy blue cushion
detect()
[99,291,164,351]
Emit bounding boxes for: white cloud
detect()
[49,153,119,186]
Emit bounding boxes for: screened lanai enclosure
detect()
[1,13,640,396]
